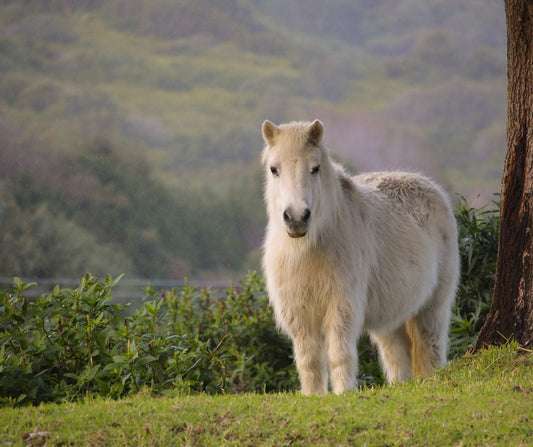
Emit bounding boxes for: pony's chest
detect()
[265,246,339,303]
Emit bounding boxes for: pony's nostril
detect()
[284,208,310,225]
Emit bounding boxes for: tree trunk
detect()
[475,0,533,350]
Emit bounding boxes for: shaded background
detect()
[0,0,506,281]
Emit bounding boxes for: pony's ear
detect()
[307,120,324,146]
[262,120,279,146]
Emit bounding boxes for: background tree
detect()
[475,0,533,349]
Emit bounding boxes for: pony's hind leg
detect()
[371,325,412,384]
[407,257,458,378]
[407,287,455,377]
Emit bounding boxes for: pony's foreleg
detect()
[325,316,359,394]
[292,330,328,395]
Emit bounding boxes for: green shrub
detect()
[0,198,499,406]
[0,275,127,404]
[450,195,499,358]
[134,273,297,395]
[0,273,298,406]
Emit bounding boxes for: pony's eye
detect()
[311,165,320,175]
[270,166,279,177]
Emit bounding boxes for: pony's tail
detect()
[406,319,436,378]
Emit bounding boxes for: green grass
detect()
[1,343,532,446]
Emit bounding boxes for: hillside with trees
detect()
[0,0,506,279]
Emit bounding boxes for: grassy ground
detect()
[1,344,532,446]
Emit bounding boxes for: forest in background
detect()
[0,0,506,280]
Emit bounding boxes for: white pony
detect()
[261,120,459,395]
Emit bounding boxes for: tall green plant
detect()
[449,195,499,358]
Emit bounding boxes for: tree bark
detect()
[475,0,533,350]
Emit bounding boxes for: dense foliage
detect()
[449,196,499,358]
[0,139,264,278]
[0,199,498,406]
[0,0,505,279]
[0,272,296,406]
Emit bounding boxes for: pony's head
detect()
[262,120,335,240]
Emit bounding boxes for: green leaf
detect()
[136,355,157,366]
[108,273,124,288]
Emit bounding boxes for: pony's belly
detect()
[363,266,438,333]
[363,301,413,333]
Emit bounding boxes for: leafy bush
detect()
[1,275,127,405]
[0,273,297,406]
[449,195,499,358]
[0,198,499,406]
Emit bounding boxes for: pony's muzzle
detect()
[283,207,311,238]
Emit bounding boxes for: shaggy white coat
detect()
[262,120,459,395]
